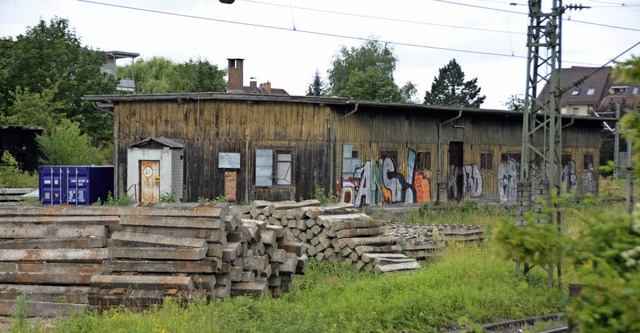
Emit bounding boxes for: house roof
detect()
[130,136,184,149]
[538,66,612,108]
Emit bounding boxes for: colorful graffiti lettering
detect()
[498,158,519,203]
[449,164,482,200]
[340,149,430,207]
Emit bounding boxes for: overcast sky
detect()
[1,0,639,109]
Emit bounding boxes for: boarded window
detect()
[584,154,594,170]
[416,151,431,171]
[562,154,572,166]
[255,149,273,186]
[501,153,521,163]
[481,152,493,170]
[276,152,292,185]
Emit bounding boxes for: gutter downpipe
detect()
[437,109,463,203]
[341,102,359,119]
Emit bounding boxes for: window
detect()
[571,88,580,96]
[572,107,579,115]
[255,149,292,186]
[416,151,431,171]
[609,86,628,95]
[634,87,639,95]
[380,151,398,162]
[480,152,493,170]
[583,154,594,170]
[562,154,572,166]
[501,153,520,164]
[276,152,292,185]
[587,88,595,96]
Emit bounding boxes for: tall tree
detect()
[504,94,526,112]
[117,57,226,94]
[327,39,415,103]
[0,18,117,143]
[424,59,486,108]
[306,69,327,97]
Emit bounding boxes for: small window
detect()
[572,107,579,115]
[380,151,398,162]
[633,87,639,95]
[416,151,431,171]
[276,152,292,185]
[583,154,594,170]
[481,152,493,170]
[609,86,628,95]
[255,149,293,186]
[587,88,595,96]
[571,88,580,96]
[501,153,520,164]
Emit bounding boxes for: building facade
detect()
[84,93,606,205]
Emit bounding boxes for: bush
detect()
[36,119,107,165]
[0,151,38,188]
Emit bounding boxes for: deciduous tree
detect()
[0,17,116,143]
[327,39,416,103]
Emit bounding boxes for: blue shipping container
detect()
[38,165,114,205]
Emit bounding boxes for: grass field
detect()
[9,179,634,333]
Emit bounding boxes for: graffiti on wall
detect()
[339,146,430,207]
[581,161,597,194]
[448,164,483,200]
[562,160,577,191]
[498,158,519,203]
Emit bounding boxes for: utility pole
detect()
[614,104,620,179]
[517,0,591,289]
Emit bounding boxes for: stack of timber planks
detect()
[0,204,309,316]
[231,200,421,274]
[383,222,485,260]
[0,206,117,316]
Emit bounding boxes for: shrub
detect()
[0,151,38,188]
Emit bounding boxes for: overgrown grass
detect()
[15,199,628,333]
[43,244,560,332]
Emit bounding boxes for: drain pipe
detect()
[341,102,359,119]
[437,109,463,203]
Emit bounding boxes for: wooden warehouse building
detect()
[85,93,606,206]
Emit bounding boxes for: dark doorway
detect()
[449,142,464,201]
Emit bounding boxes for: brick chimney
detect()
[227,58,244,91]
[262,81,272,94]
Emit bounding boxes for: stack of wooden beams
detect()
[0,204,310,315]
[231,200,420,274]
[0,206,118,316]
[382,222,485,260]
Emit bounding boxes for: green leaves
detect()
[327,39,416,103]
[423,59,486,108]
[36,119,108,166]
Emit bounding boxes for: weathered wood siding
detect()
[335,107,602,203]
[114,99,335,202]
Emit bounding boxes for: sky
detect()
[1,0,639,109]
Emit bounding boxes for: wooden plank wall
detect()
[115,99,335,202]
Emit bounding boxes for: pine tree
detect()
[424,59,486,108]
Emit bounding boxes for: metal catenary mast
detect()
[518,0,588,286]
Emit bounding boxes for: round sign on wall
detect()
[143,167,153,177]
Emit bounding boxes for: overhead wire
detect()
[76,0,605,66]
[76,0,638,68]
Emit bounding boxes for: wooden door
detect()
[448,142,464,201]
[140,160,160,203]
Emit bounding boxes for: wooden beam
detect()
[105,260,217,273]
[110,231,208,248]
[90,275,195,290]
[0,224,106,239]
[109,247,207,260]
[0,249,108,262]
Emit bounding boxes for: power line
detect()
[240,0,524,36]
[76,0,630,68]
[438,0,640,32]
